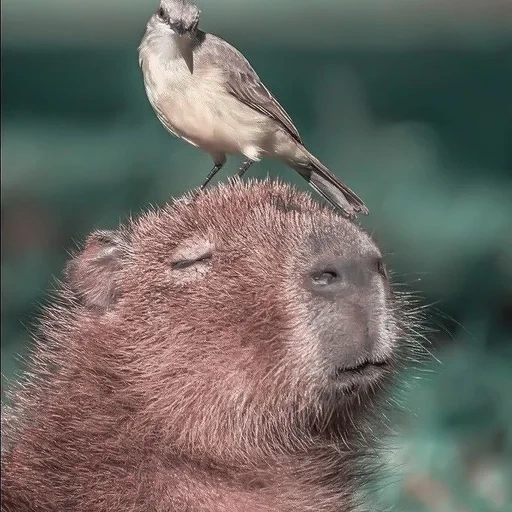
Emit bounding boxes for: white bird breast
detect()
[140,35,277,162]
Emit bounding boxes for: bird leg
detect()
[237,159,254,178]
[200,162,224,190]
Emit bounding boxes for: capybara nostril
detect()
[310,268,339,287]
[307,259,372,297]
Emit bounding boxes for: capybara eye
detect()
[171,252,212,270]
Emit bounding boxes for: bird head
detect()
[155,0,201,37]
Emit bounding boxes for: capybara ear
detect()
[65,230,128,312]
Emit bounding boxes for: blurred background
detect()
[2,0,511,509]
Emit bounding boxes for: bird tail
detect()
[292,150,369,218]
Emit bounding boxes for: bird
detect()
[138,0,369,218]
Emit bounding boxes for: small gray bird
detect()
[139,0,368,217]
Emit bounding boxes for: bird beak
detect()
[176,32,194,74]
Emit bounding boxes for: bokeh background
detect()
[2,0,512,509]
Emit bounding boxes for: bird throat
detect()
[175,34,194,74]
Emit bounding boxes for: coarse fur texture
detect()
[2,180,418,512]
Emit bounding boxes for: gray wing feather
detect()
[198,34,303,144]
[225,71,303,145]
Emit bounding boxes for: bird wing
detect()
[225,69,304,145]
[201,34,304,144]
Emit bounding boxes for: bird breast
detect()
[140,41,275,158]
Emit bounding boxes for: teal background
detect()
[2,1,511,509]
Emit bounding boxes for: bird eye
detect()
[157,7,165,19]
[171,252,212,270]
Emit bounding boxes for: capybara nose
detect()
[305,253,388,371]
[307,259,372,298]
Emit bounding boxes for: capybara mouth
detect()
[333,359,390,382]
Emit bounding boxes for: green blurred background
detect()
[2,0,512,509]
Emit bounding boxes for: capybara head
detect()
[43,179,398,459]
[3,180,410,512]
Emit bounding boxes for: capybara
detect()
[2,180,411,511]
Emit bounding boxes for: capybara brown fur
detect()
[2,179,411,512]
